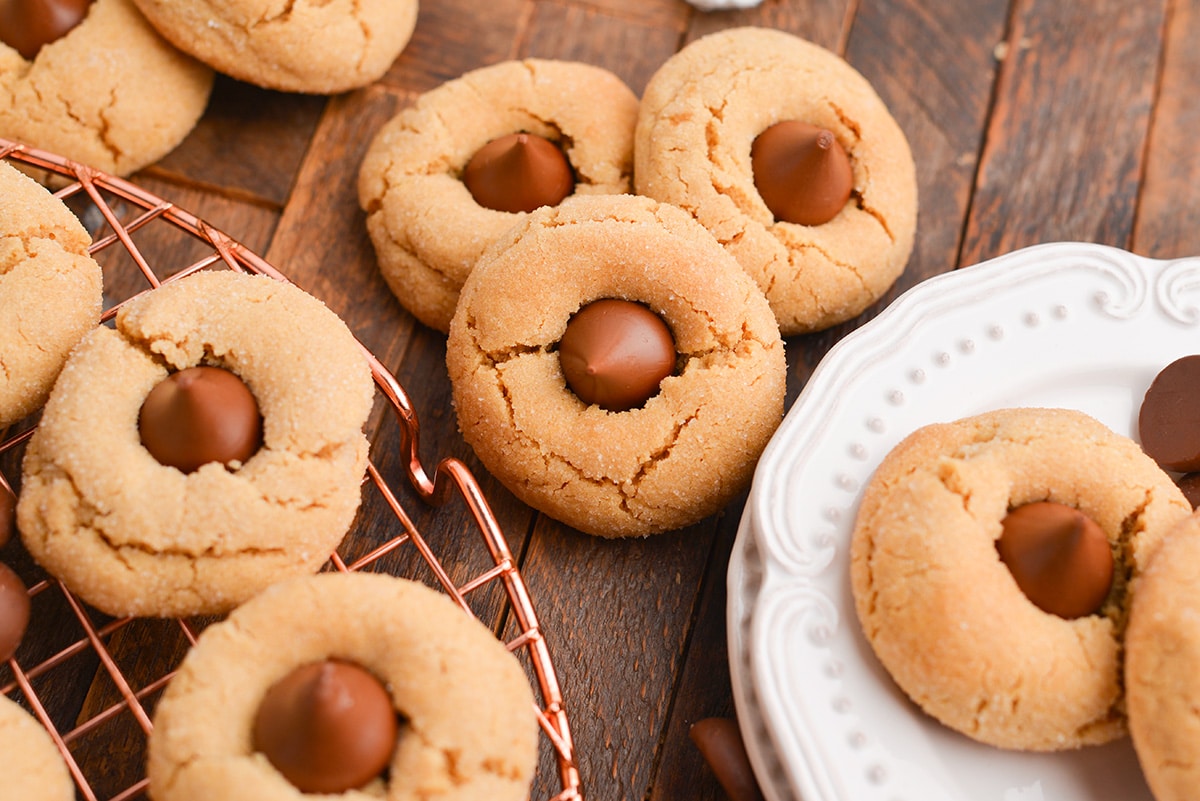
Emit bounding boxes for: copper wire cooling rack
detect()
[0,139,582,801]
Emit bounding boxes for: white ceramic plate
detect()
[728,242,1200,801]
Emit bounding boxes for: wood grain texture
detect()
[687,0,850,49]
[149,76,327,208]
[379,0,528,91]
[522,1,686,94]
[1133,0,1200,258]
[961,0,1168,265]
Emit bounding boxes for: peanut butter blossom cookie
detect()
[131,0,416,94]
[0,160,102,428]
[850,407,1191,751]
[0,694,74,801]
[1126,514,1200,801]
[635,27,918,335]
[148,572,538,801]
[359,59,639,332]
[17,270,375,618]
[446,194,786,538]
[0,0,213,176]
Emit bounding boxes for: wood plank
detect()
[147,75,327,209]
[522,1,687,95]
[379,0,529,92]
[520,517,723,801]
[686,0,849,50]
[261,86,417,368]
[960,0,1168,266]
[560,0,691,30]
[1132,0,1200,258]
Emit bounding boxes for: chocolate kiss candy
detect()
[1139,354,1200,472]
[0,0,93,60]
[253,660,398,794]
[462,132,575,213]
[559,299,676,412]
[997,501,1113,619]
[1177,472,1200,509]
[751,120,853,226]
[0,562,30,662]
[689,718,766,801]
[0,480,14,550]
[138,366,262,474]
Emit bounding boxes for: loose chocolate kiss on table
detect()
[0,479,14,550]
[463,132,576,214]
[559,299,676,412]
[690,718,767,801]
[0,562,29,663]
[138,366,263,474]
[0,0,93,60]
[253,659,399,794]
[751,120,854,226]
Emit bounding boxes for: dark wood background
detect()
[5,0,1200,799]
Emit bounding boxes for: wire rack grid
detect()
[0,138,582,801]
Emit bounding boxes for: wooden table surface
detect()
[4,0,1200,799]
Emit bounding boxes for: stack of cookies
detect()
[0,141,543,801]
[0,160,103,718]
[357,27,919,539]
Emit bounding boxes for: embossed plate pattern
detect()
[729,242,1199,801]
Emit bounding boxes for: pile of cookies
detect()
[0,0,419,175]
[358,26,919,538]
[0,152,540,798]
[850,358,1200,801]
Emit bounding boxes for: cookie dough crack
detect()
[248,0,298,27]
[623,410,700,494]
[90,521,291,560]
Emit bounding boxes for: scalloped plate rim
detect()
[729,241,1200,801]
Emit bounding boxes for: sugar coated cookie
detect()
[635,27,918,336]
[446,194,786,538]
[359,59,639,332]
[850,407,1191,750]
[0,160,102,428]
[1126,513,1200,801]
[17,270,375,618]
[131,0,417,94]
[0,0,214,176]
[147,571,538,801]
[0,694,74,801]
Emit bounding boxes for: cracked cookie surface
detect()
[1126,512,1200,801]
[0,161,102,427]
[0,694,74,800]
[634,27,918,336]
[132,0,416,94]
[446,194,786,538]
[0,0,213,176]
[849,407,1191,751]
[147,571,538,801]
[17,270,374,618]
[358,58,639,333]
